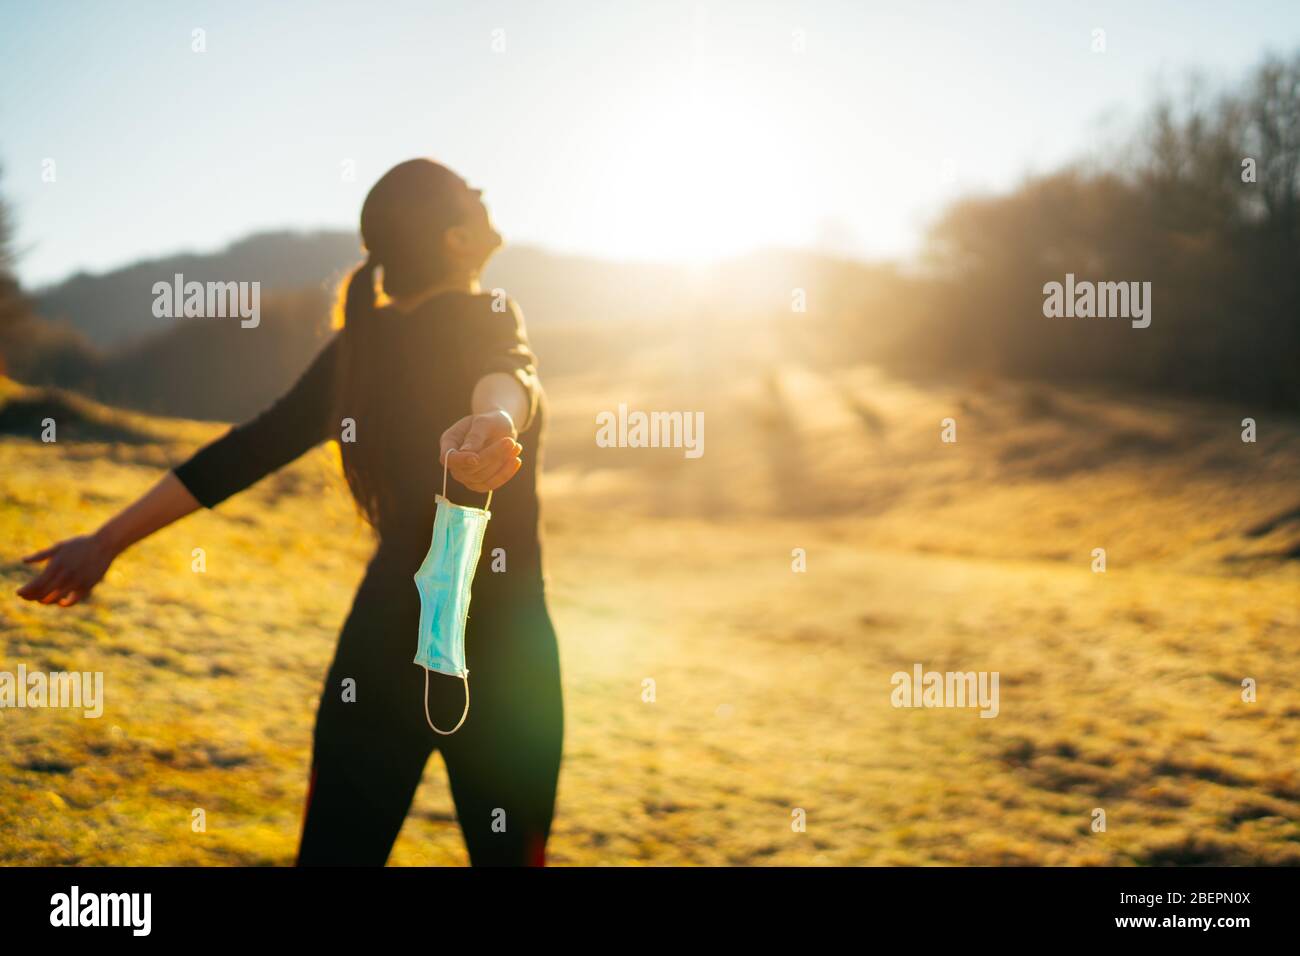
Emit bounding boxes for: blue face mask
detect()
[413,452,492,735]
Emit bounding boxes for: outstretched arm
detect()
[19,334,340,607]
[439,297,542,493]
[17,472,200,607]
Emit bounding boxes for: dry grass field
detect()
[1,352,1298,866]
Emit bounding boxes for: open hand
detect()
[17,534,116,607]
[439,409,523,493]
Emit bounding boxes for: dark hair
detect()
[335,159,470,526]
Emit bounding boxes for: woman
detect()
[16,159,564,867]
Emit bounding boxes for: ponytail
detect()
[335,254,385,526]
[342,255,378,328]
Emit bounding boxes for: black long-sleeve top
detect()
[172,291,547,585]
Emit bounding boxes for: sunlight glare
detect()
[591,69,809,264]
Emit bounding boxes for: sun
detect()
[585,68,810,265]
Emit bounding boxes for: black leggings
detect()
[296,555,563,866]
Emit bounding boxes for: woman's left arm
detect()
[439,297,541,493]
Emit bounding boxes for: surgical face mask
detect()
[413,451,492,735]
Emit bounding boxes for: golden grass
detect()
[1,367,1297,865]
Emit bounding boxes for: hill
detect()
[33,229,869,351]
[34,231,360,349]
[22,232,914,421]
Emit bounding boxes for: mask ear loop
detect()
[422,448,488,735]
[424,666,469,736]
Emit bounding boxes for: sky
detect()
[2,0,1298,288]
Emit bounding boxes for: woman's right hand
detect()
[17,533,118,607]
